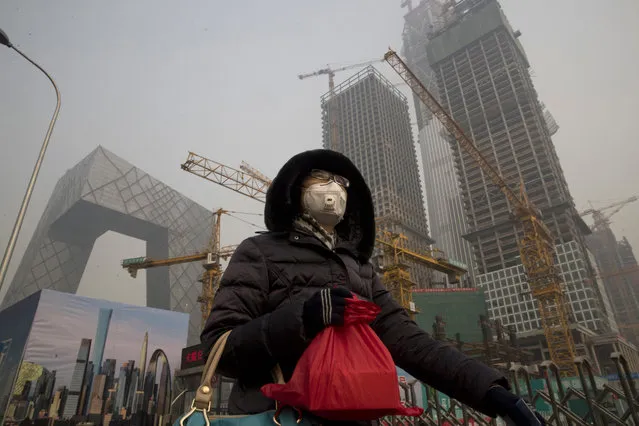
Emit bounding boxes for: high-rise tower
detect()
[63,338,92,418]
[414,0,614,335]
[92,309,113,375]
[321,66,435,287]
[139,331,148,390]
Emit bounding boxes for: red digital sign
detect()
[180,343,207,369]
[186,349,204,363]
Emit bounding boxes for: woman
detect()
[201,149,543,425]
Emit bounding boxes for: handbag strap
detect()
[193,330,285,410]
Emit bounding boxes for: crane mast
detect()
[383,49,577,376]
[240,161,272,185]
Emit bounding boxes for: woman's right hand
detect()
[302,286,352,339]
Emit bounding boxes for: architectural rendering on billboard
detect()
[1,289,188,425]
[0,146,213,343]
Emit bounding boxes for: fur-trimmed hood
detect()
[265,149,376,261]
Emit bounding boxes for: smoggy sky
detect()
[1,0,638,307]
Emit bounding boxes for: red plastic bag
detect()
[261,297,424,421]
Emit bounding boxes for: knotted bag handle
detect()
[193,330,285,411]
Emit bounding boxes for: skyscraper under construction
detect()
[404,0,616,337]
[321,66,435,287]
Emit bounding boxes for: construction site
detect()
[1,0,638,425]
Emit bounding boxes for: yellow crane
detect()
[376,230,467,318]
[579,196,638,233]
[180,151,467,318]
[181,152,270,202]
[122,245,236,278]
[122,208,237,327]
[298,59,383,150]
[383,48,578,376]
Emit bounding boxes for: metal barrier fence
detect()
[384,352,639,426]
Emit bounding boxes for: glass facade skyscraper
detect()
[63,338,92,418]
[92,309,113,375]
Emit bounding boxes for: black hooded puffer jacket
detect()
[201,149,508,421]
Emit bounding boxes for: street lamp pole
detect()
[0,29,61,293]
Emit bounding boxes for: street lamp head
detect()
[0,28,12,47]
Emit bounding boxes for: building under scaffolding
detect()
[321,66,436,287]
[413,0,617,339]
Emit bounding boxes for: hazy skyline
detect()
[1,0,638,308]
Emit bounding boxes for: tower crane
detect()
[376,230,467,318]
[122,208,238,328]
[579,196,638,233]
[383,48,578,376]
[298,59,383,150]
[121,158,269,329]
[180,151,467,319]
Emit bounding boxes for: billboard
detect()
[0,289,188,425]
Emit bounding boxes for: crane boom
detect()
[181,152,269,202]
[240,161,272,185]
[580,196,638,232]
[383,48,577,376]
[121,246,237,278]
[376,230,466,280]
[297,59,384,81]
[384,50,522,211]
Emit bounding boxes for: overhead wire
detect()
[224,212,266,231]
[225,210,264,217]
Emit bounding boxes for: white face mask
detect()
[301,181,348,227]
